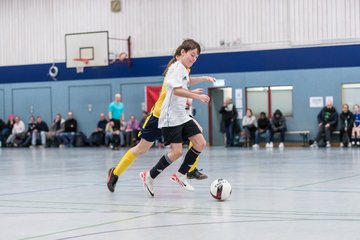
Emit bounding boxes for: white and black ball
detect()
[210,179,232,201]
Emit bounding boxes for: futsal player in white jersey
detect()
[140,39,214,196]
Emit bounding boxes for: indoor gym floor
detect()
[1,146,360,240]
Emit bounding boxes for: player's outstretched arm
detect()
[190,88,204,94]
[174,87,210,104]
[189,76,216,86]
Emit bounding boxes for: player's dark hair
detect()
[163,39,201,76]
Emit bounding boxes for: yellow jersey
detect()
[150,81,166,118]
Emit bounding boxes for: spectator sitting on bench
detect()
[6,116,26,147]
[310,99,338,148]
[104,120,125,150]
[21,115,37,147]
[252,112,270,148]
[88,112,108,147]
[242,108,257,147]
[0,114,15,147]
[58,112,77,148]
[339,103,353,147]
[32,116,49,148]
[125,115,140,147]
[351,104,360,147]
[270,109,287,148]
[46,114,65,147]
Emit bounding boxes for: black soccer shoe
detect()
[187,168,208,180]
[107,167,118,192]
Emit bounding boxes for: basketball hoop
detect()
[73,58,90,65]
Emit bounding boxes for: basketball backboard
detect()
[65,31,109,68]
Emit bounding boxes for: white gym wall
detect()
[1,0,360,66]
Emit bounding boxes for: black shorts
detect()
[161,119,202,146]
[111,119,121,131]
[138,114,162,142]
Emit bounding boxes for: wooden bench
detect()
[285,131,310,146]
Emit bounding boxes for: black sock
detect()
[150,154,172,179]
[178,147,201,175]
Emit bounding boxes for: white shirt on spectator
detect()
[12,120,25,134]
[242,115,257,127]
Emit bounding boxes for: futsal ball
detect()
[210,179,232,201]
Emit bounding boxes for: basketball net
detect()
[76,66,84,73]
[73,58,89,73]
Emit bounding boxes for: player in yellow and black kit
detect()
[107,74,214,192]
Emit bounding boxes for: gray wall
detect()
[1,66,360,140]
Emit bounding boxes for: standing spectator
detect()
[32,116,49,147]
[242,108,257,147]
[58,112,77,147]
[253,112,271,148]
[219,98,238,147]
[88,113,108,146]
[339,104,353,147]
[310,100,338,148]
[125,115,140,147]
[351,104,360,146]
[108,93,125,132]
[1,114,15,146]
[21,116,37,147]
[6,116,26,147]
[46,114,65,147]
[270,109,287,148]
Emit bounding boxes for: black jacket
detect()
[64,119,77,132]
[6,120,14,130]
[258,118,270,130]
[339,111,353,129]
[97,119,108,132]
[36,121,49,132]
[219,104,238,129]
[0,119,5,130]
[27,123,37,133]
[317,106,338,128]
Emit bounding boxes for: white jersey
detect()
[158,61,192,128]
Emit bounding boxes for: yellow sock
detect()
[188,156,200,172]
[113,150,137,176]
[188,141,199,173]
